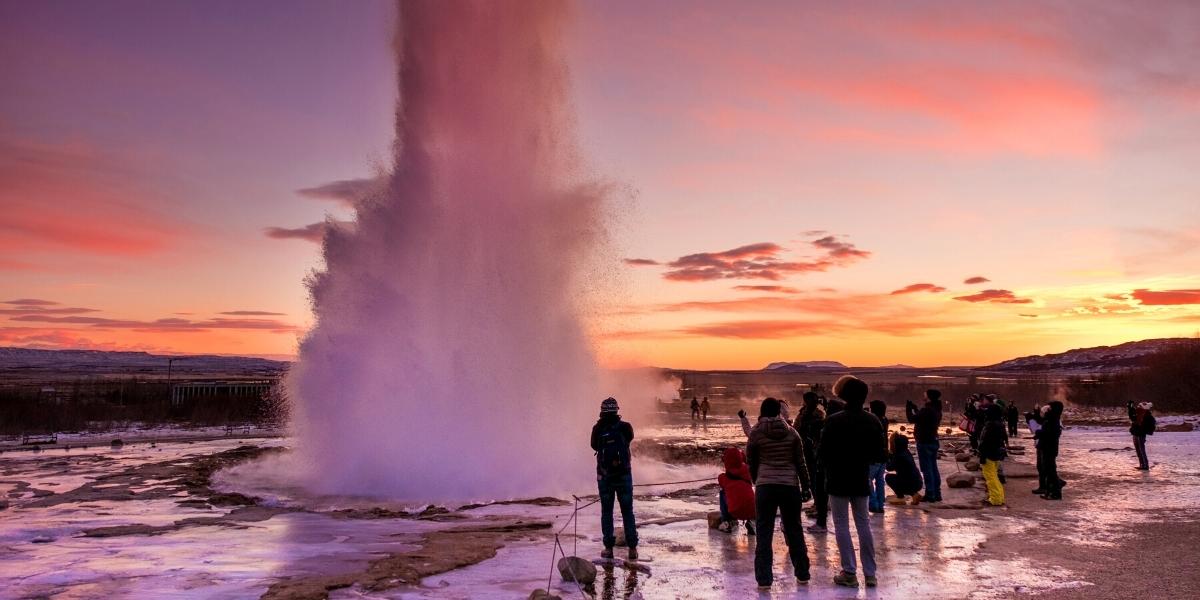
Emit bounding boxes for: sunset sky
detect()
[2,0,1198,368]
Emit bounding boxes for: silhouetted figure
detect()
[747,397,812,589]
[1128,401,1156,470]
[1036,401,1065,500]
[820,376,883,588]
[700,397,711,421]
[690,397,700,421]
[905,389,943,503]
[885,434,923,502]
[591,397,638,560]
[978,404,1009,506]
[794,392,828,532]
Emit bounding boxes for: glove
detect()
[737,409,746,419]
[799,489,812,503]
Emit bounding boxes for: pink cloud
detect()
[653,236,870,282]
[953,289,1033,304]
[623,258,660,266]
[890,283,947,295]
[964,276,990,284]
[733,285,800,294]
[218,310,286,316]
[296,177,384,208]
[11,314,297,333]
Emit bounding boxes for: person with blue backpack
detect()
[591,397,638,561]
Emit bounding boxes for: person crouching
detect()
[717,447,756,535]
[885,434,923,504]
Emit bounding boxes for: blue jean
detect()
[868,463,886,510]
[830,495,876,577]
[599,473,637,548]
[718,488,731,522]
[917,441,942,501]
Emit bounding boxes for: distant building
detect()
[170,380,274,405]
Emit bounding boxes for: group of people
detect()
[588,383,1160,590]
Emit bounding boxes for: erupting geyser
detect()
[290,0,611,500]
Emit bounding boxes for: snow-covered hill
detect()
[982,338,1200,373]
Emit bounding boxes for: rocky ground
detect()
[0,417,1197,599]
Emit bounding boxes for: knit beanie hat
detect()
[600,397,619,415]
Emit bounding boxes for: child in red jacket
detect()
[718,447,757,534]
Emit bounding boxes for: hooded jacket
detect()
[886,435,923,495]
[794,403,826,460]
[818,402,885,497]
[718,447,756,519]
[747,416,810,489]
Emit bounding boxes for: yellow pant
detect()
[981,459,1005,506]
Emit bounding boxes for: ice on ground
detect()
[1,425,1197,598]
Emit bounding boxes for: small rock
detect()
[947,472,976,488]
[955,452,972,462]
[707,511,723,529]
[557,556,597,585]
[1159,422,1195,432]
[0,500,8,510]
[529,590,562,600]
[614,527,627,547]
[110,439,124,449]
[964,458,980,472]
[31,536,55,544]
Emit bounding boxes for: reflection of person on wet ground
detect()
[867,400,890,514]
[794,392,829,532]
[717,447,756,535]
[1128,401,1156,471]
[591,397,639,561]
[885,433,923,503]
[747,397,812,589]
[905,389,944,503]
[690,397,700,421]
[700,397,710,421]
[597,557,640,600]
[820,376,883,588]
[978,404,1009,506]
[1034,401,1065,500]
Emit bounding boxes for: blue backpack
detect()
[597,422,631,476]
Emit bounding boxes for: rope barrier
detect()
[543,474,716,597]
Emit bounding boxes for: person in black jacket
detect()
[978,404,1009,506]
[794,392,829,533]
[905,389,943,502]
[1128,401,1156,470]
[1036,401,1065,500]
[820,376,884,588]
[885,434,923,501]
[590,397,638,560]
[1006,402,1020,437]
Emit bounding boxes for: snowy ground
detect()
[1,418,1198,599]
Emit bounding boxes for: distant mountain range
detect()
[980,337,1200,373]
[763,361,848,372]
[0,347,288,377]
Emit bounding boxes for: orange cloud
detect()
[964,276,990,284]
[623,258,660,266]
[11,314,297,333]
[1131,288,1200,306]
[890,283,946,295]
[953,289,1033,304]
